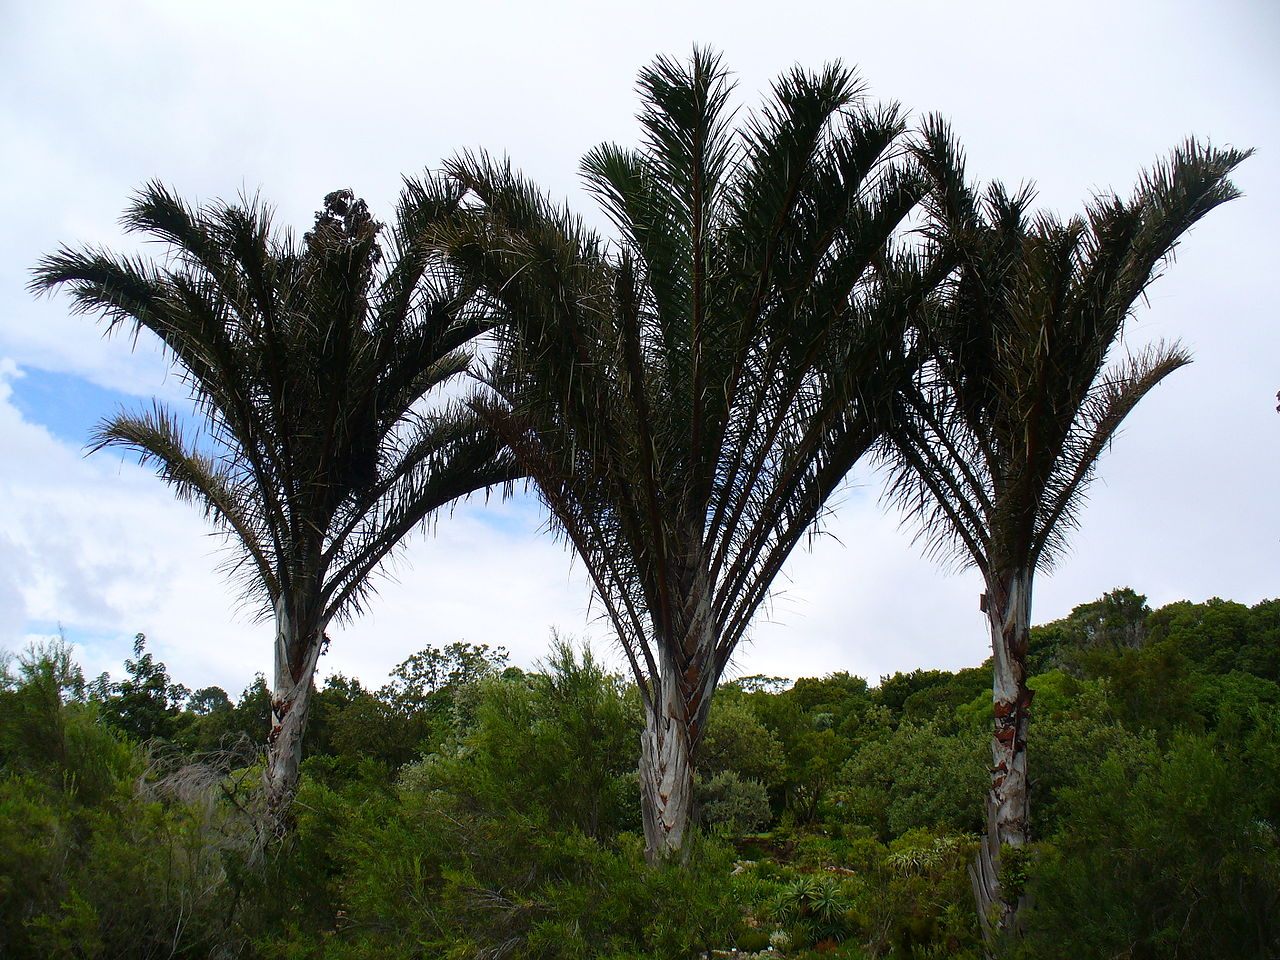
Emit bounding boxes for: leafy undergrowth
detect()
[2,592,1278,958]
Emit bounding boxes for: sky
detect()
[1,0,1276,696]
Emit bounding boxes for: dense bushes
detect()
[836,721,987,840]
[0,644,252,959]
[1018,723,1280,958]
[2,591,1277,957]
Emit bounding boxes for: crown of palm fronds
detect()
[435,49,941,705]
[31,178,519,624]
[885,121,1251,577]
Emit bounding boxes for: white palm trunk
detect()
[639,650,695,862]
[639,576,719,862]
[971,567,1034,939]
[263,594,325,832]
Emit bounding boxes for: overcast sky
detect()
[2,0,1276,696]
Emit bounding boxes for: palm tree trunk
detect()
[263,594,324,835]
[971,566,1034,941]
[639,647,695,863]
[639,584,719,864]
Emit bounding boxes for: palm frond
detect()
[884,136,1245,581]
[91,401,278,606]
[1032,342,1192,568]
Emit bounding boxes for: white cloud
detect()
[1,0,1277,695]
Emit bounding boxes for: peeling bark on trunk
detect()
[640,650,695,862]
[971,567,1034,942]
[263,595,324,836]
[639,570,719,864]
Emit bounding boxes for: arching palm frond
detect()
[90,401,278,603]
[1032,341,1192,567]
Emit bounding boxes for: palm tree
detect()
[883,123,1250,936]
[437,49,940,860]
[31,181,517,826]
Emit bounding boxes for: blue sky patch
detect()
[9,365,212,455]
[10,367,142,448]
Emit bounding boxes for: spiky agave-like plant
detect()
[31,180,518,827]
[884,122,1250,936]
[438,48,943,860]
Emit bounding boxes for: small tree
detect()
[883,123,1249,935]
[93,634,189,742]
[32,180,517,826]
[187,686,233,717]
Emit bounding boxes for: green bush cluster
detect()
[2,590,1277,957]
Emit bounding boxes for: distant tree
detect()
[1028,587,1151,674]
[882,125,1249,935]
[95,634,189,743]
[790,672,871,714]
[32,182,518,828]
[745,682,864,824]
[302,644,512,773]
[1147,596,1280,681]
[1069,587,1150,653]
[873,669,953,717]
[730,675,792,696]
[187,686,233,716]
[381,641,509,716]
[438,49,937,860]
[236,672,271,726]
[407,638,640,839]
[838,719,986,839]
[898,667,990,730]
[697,695,786,790]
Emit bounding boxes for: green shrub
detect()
[836,721,986,840]
[771,874,860,945]
[698,770,772,835]
[0,777,68,956]
[1020,726,1280,959]
[850,830,981,959]
[699,693,787,789]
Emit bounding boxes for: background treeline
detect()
[2,588,1277,959]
